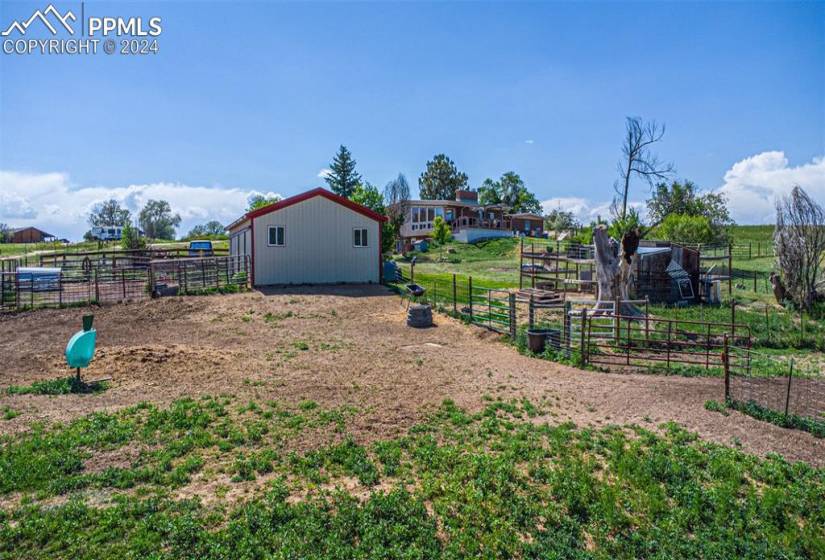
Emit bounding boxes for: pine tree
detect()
[325,145,361,198]
[418,154,469,200]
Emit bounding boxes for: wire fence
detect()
[389,261,823,431]
[0,255,249,312]
[726,347,824,426]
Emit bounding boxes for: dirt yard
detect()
[1,285,822,465]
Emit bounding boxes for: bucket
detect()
[526,329,561,354]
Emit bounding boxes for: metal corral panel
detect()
[252,196,379,285]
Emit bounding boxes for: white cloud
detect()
[716,151,825,224]
[541,197,644,224]
[0,170,282,240]
[524,139,535,145]
[317,168,332,179]
[541,151,825,227]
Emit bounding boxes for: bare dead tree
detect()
[383,173,411,221]
[614,117,675,220]
[593,226,644,316]
[774,186,825,311]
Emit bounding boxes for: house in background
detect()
[89,226,146,241]
[394,190,544,250]
[8,227,56,244]
[227,187,386,286]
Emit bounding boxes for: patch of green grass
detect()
[298,399,318,411]
[5,376,107,396]
[264,310,293,323]
[2,406,20,420]
[1,397,824,559]
[728,399,825,438]
[293,341,309,351]
[704,400,729,416]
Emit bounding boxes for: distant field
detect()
[0,239,229,260]
[728,224,774,244]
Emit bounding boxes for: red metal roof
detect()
[244,187,387,223]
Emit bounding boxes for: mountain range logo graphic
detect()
[1,4,76,36]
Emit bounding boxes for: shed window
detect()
[354,228,368,247]
[268,225,285,246]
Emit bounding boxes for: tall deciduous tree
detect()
[382,174,411,254]
[383,173,411,219]
[88,199,131,228]
[614,117,675,220]
[647,180,732,241]
[325,145,361,198]
[246,193,282,212]
[774,186,825,311]
[544,209,578,234]
[187,221,226,239]
[120,222,146,250]
[419,154,468,200]
[0,223,9,243]
[351,182,394,253]
[138,200,181,240]
[478,172,541,213]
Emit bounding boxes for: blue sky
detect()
[1,0,823,238]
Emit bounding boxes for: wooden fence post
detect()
[94,268,100,302]
[723,334,730,402]
[58,272,63,307]
[784,358,794,416]
[728,243,733,297]
[121,268,127,300]
[666,321,672,370]
[519,237,524,289]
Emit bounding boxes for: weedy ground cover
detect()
[1,397,822,559]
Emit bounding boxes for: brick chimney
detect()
[455,190,478,203]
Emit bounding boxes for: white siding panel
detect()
[230,227,251,258]
[252,197,379,285]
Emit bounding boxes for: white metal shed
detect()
[227,188,386,286]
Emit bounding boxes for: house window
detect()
[268,225,285,246]
[354,228,369,247]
